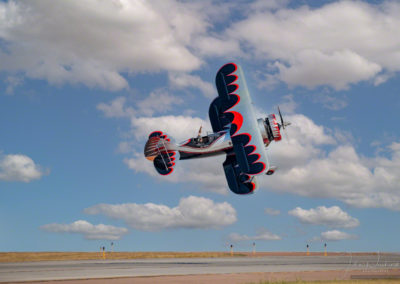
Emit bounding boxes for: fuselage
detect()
[175,130,233,160]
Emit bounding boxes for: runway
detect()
[1,254,400,283]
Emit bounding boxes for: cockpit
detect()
[180,132,225,148]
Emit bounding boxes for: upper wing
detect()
[211,63,268,175]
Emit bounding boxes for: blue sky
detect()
[1,0,400,253]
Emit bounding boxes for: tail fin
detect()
[144,131,177,176]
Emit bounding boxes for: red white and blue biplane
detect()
[144,63,290,194]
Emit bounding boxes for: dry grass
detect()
[0,251,384,263]
[250,281,400,284]
[0,251,246,262]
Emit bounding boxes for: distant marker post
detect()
[102,246,106,260]
[230,244,233,256]
[306,244,310,256]
[252,242,256,256]
[324,243,327,256]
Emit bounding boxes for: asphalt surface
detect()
[1,254,400,283]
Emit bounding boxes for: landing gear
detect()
[266,166,277,175]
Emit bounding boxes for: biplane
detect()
[144,63,290,194]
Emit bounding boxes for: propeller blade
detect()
[278,106,285,129]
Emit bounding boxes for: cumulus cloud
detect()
[130,114,209,143]
[266,141,400,211]
[229,230,281,242]
[266,113,335,172]
[264,208,280,216]
[97,96,206,141]
[97,90,400,210]
[320,230,358,241]
[0,153,47,182]
[124,152,227,194]
[257,105,400,211]
[274,49,381,90]
[4,76,22,95]
[116,141,133,154]
[227,1,400,89]
[41,220,128,240]
[289,206,360,228]
[2,1,400,92]
[107,96,400,208]
[137,89,184,116]
[84,196,237,231]
[169,72,215,98]
[97,96,228,193]
[97,97,134,118]
[0,0,207,90]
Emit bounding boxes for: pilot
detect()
[197,126,203,144]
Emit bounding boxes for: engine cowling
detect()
[268,114,282,141]
[257,114,282,145]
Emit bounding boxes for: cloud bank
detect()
[229,230,281,242]
[41,220,128,240]
[85,196,237,231]
[2,1,400,91]
[320,230,358,241]
[289,206,360,228]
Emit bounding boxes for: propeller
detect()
[277,106,291,142]
[277,106,291,129]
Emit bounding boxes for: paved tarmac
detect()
[1,254,400,283]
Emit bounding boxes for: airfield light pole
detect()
[252,242,256,256]
[306,244,310,256]
[324,243,327,256]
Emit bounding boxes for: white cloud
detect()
[84,196,236,231]
[4,76,22,95]
[229,230,281,242]
[97,91,184,119]
[2,1,400,92]
[227,1,400,89]
[0,0,206,90]
[264,208,280,216]
[97,96,228,194]
[130,114,209,142]
[169,72,215,98]
[0,153,47,182]
[266,113,335,171]
[116,141,133,154]
[312,93,348,111]
[251,102,400,211]
[267,141,400,211]
[320,230,358,241]
[97,97,134,118]
[192,36,241,58]
[41,220,128,240]
[289,206,360,228]
[275,49,381,90]
[85,196,236,231]
[98,95,400,210]
[137,89,184,116]
[124,152,227,194]
[277,94,298,114]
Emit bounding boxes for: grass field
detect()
[0,251,380,263]
[248,281,400,284]
[0,251,245,262]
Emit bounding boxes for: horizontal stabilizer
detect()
[144,131,176,176]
